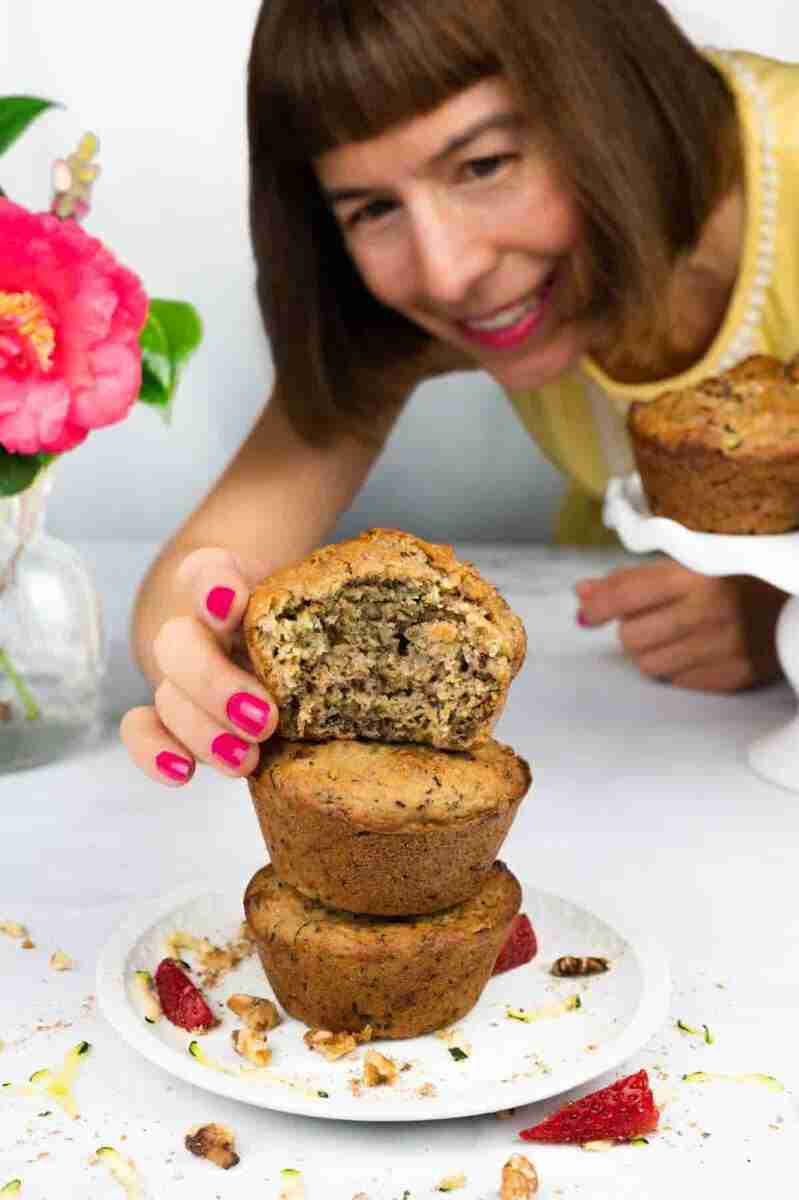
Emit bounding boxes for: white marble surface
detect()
[2,540,798,1199]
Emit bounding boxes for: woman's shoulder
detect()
[709,48,799,119]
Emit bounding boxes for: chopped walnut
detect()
[416,1082,438,1098]
[303,1028,359,1061]
[501,1154,539,1200]
[362,1049,398,1087]
[232,1027,272,1068]
[49,951,73,972]
[227,994,280,1032]
[185,1123,239,1169]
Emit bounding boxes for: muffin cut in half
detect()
[628,354,799,534]
[243,528,526,750]
[248,736,531,915]
[243,861,522,1039]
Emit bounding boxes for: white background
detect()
[3,2,797,543]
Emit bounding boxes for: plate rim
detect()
[96,874,671,1123]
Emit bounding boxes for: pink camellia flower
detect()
[0,198,148,455]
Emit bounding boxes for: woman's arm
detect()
[131,379,403,687]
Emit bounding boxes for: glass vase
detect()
[0,466,106,772]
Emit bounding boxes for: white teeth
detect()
[463,295,540,332]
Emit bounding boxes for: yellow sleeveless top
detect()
[507,50,799,546]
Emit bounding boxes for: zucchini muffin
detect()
[243,861,521,1039]
[628,354,799,534]
[243,528,526,750]
[248,736,531,915]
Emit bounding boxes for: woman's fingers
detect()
[633,623,739,680]
[152,616,277,743]
[575,559,692,625]
[121,545,276,787]
[120,705,197,787]
[153,677,262,776]
[175,546,269,648]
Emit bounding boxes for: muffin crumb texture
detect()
[244,529,525,749]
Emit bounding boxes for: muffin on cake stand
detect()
[604,472,799,792]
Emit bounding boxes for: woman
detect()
[122,0,796,786]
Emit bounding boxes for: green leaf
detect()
[0,450,55,497]
[137,360,171,409]
[148,299,203,369]
[138,310,173,412]
[0,95,60,157]
[137,299,202,423]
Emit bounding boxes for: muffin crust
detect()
[243,862,522,1039]
[248,737,531,914]
[628,354,799,533]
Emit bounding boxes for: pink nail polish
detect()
[227,692,271,735]
[156,750,194,782]
[577,610,590,627]
[206,586,235,621]
[212,731,250,768]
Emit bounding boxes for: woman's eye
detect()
[464,154,514,180]
[346,198,396,229]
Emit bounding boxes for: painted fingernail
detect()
[156,750,194,783]
[206,586,235,621]
[212,731,250,768]
[227,692,271,735]
[577,610,590,627]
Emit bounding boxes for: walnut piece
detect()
[184,1123,239,1169]
[304,1026,373,1062]
[232,1027,272,1067]
[362,1049,398,1087]
[501,1154,539,1199]
[227,993,280,1032]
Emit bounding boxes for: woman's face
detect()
[314,77,598,393]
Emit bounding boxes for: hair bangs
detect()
[259,0,502,160]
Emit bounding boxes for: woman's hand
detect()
[574,559,785,692]
[120,548,278,786]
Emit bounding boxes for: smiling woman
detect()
[122,0,799,796]
[312,79,586,395]
[248,0,738,441]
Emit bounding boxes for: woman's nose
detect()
[411,199,495,307]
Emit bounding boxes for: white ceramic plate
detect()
[96,876,670,1122]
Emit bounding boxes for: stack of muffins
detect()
[240,529,532,1039]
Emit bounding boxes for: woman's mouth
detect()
[456,276,556,351]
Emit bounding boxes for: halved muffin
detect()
[248,736,531,915]
[243,862,521,1039]
[243,528,526,750]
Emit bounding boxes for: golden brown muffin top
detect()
[250,736,532,831]
[628,354,799,460]
[244,527,526,677]
[244,862,521,959]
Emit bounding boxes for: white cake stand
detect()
[604,472,799,791]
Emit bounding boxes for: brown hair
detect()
[247,0,739,443]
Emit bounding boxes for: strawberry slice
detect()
[492,913,538,975]
[519,1069,659,1143]
[154,958,217,1032]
